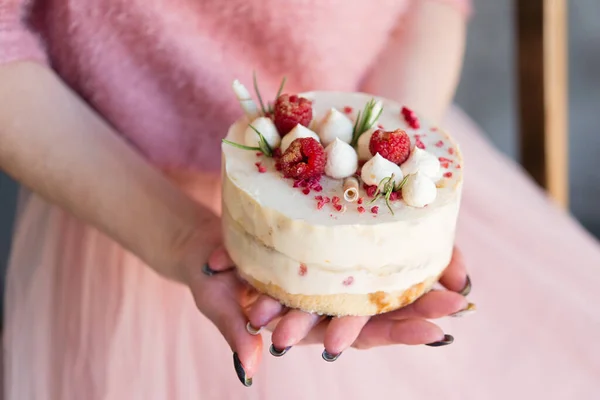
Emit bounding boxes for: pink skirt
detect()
[4,107,600,399]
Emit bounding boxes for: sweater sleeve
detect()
[0,0,47,65]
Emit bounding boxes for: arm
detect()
[361,0,469,123]
[0,61,214,281]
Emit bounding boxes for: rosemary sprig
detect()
[222,124,273,157]
[367,174,398,215]
[253,71,268,115]
[351,99,383,146]
[253,72,287,115]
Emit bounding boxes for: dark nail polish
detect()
[322,349,342,362]
[246,321,262,335]
[450,302,477,318]
[202,263,218,276]
[426,334,454,347]
[233,353,252,387]
[269,344,291,357]
[459,275,472,296]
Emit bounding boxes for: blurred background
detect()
[0,0,598,295]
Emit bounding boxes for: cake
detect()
[221,76,463,316]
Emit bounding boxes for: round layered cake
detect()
[222,81,463,316]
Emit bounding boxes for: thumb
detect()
[186,262,263,387]
[204,245,235,274]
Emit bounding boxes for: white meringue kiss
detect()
[361,153,404,187]
[357,126,379,161]
[402,172,437,208]
[244,117,281,149]
[324,138,358,179]
[400,147,441,180]
[318,108,354,146]
[280,124,321,153]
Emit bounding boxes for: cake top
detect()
[222,77,463,226]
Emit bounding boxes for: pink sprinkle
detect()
[448,148,455,155]
[435,140,444,148]
[299,264,308,276]
[371,206,379,214]
[357,197,364,205]
[334,204,343,212]
[357,206,365,213]
[415,138,426,149]
[332,196,341,204]
[342,276,354,286]
[302,188,310,195]
[255,162,267,173]
[444,172,453,178]
[343,106,353,114]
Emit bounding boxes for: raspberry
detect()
[273,94,313,135]
[369,129,411,164]
[278,137,326,180]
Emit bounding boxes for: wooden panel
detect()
[516,0,569,207]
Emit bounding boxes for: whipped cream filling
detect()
[223,207,451,295]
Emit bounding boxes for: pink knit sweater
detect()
[0,0,470,171]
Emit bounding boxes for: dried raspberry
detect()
[278,137,326,180]
[439,157,453,164]
[435,140,444,148]
[440,162,450,169]
[342,276,354,286]
[365,185,378,198]
[444,172,453,178]
[302,188,310,195]
[273,94,313,135]
[389,191,401,201]
[299,264,308,276]
[448,148,455,155]
[369,129,411,164]
[332,196,340,204]
[371,206,379,214]
[255,162,267,173]
[415,137,426,149]
[315,195,324,201]
[377,124,385,129]
[317,201,325,210]
[343,106,353,114]
[323,196,331,203]
[357,197,364,205]
[334,204,343,212]
[357,206,365,213]
[401,106,420,129]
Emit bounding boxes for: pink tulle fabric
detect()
[3,0,600,398]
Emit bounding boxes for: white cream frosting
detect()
[222,91,463,295]
[318,108,354,146]
[324,139,358,179]
[244,117,281,149]
[280,124,320,153]
[357,126,378,161]
[402,173,438,208]
[361,153,404,187]
[401,146,441,180]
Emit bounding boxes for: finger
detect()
[188,268,262,387]
[245,294,285,334]
[322,316,370,360]
[353,318,447,349]
[270,310,323,355]
[378,290,469,320]
[205,246,235,273]
[439,246,471,295]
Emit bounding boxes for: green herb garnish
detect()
[351,99,383,146]
[368,174,398,215]
[222,124,273,157]
[253,72,287,115]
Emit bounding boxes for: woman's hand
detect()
[198,244,473,386]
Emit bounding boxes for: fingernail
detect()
[246,321,262,335]
[322,349,342,362]
[269,344,291,357]
[459,275,472,296]
[450,302,477,318]
[233,352,252,387]
[426,334,454,347]
[202,263,218,276]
